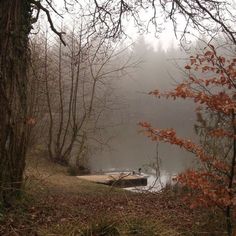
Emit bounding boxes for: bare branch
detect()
[31,0,66,46]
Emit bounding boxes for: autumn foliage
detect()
[140,45,236,234]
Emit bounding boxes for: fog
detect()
[89,37,197,176]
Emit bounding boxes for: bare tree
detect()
[32,22,135,171]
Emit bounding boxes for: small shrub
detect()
[77,165,90,175]
[67,166,79,176]
[68,165,90,176]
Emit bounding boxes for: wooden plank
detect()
[77,173,148,188]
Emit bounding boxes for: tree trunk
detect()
[226,112,236,236]
[0,0,31,205]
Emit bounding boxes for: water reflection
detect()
[102,169,176,192]
[125,171,175,192]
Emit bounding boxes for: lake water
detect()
[124,171,176,192]
[96,169,177,192]
[89,50,197,184]
[89,98,196,187]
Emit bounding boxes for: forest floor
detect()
[0,152,229,235]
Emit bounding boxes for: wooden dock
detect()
[77,173,147,188]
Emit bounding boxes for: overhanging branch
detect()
[31,0,66,46]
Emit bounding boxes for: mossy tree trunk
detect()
[0,0,31,205]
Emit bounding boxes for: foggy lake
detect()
[89,38,197,183]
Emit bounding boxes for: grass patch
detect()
[0,153,231,235]
[122,218,178,236]
[43,217,178,236]
[79,219,120,236]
